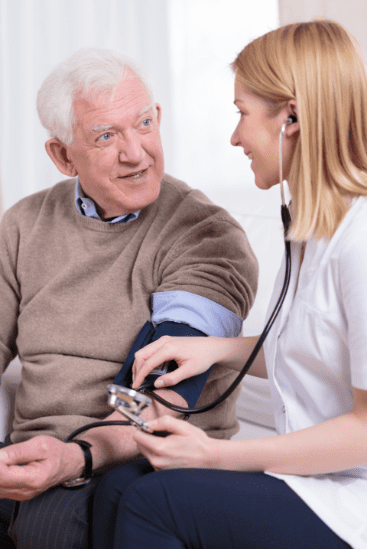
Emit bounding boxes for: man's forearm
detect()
[80,388,187,473]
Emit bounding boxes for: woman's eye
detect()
[97,133,112,142]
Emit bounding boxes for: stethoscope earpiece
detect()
[286,114,297,125]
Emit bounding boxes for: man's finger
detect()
[0,459,46,487]
[0,439,47,466]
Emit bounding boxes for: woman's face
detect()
[231,78,296,190]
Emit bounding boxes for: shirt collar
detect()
[75,179,140,224]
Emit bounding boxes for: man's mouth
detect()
[120,168,148,179]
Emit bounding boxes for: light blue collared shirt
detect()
[151,291,243,337]
[74,180,243,337]
[75,180,140,223]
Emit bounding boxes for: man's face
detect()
[66,75,164,218]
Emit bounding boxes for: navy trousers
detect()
[93,461,351,549]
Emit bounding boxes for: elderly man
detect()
[0,48,257,548]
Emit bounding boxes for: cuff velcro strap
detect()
[62,440,93,488]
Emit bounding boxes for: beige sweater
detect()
[0,175,258,443]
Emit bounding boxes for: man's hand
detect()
[0,390,190,501]
[0,436,84,501]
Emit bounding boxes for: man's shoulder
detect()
[3,179,76,226]
[160,173,193,197]
[160,173,214,207]
[159,174,244,228]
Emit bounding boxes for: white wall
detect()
[279,0,367,58]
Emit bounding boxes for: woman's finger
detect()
[132,417,179,459]
[133,417,208,471]
[135,416,189,443]
[133,336,170,371]
[132,338,180,388]
[132,353,173,389]
[132,335,213,389]
[146,415,187,433]
[153,365,196,388]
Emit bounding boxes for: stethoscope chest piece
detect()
[107,384,153,432]
[107,384,171,437]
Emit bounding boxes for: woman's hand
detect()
[133,416,215,470]
[132,336,227,390]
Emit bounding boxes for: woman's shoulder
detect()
[329,196,367,248]
[334,196,367,268]
[340,196,367,241]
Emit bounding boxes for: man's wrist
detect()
[62,440,93,488]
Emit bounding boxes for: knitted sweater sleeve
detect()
[0,210,21,372]
[154,211,258,320]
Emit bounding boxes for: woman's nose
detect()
[230,125,241,147]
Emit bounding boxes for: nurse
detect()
[93,20,367,549]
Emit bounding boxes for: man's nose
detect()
[118,132,145,163]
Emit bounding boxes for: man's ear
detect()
[45,139,78,177]
[155,103,162,127]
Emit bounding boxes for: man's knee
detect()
[9,479,98,549]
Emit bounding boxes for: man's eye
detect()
[97,133,112,142]
[141,119,151,127]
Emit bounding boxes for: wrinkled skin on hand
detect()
[0,436,83,501]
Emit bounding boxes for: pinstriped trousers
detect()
[0,440,16,548]
[0,442,100,549]
[8,477,100,549]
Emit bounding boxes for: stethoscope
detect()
[65,117,294,442]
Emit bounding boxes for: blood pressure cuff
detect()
[113,321,212,409]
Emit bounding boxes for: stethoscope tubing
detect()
[141,122,293,415]
[142,222,291,415]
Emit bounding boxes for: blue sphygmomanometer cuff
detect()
[151,291,243,337]
[113,321,211,409]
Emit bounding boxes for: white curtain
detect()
[0,0,173,214]
[0,0,279,217]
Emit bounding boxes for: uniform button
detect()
[81,203,87,210]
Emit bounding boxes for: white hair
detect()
[37,48,153,145]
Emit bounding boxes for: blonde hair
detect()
[232,20,367,241]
